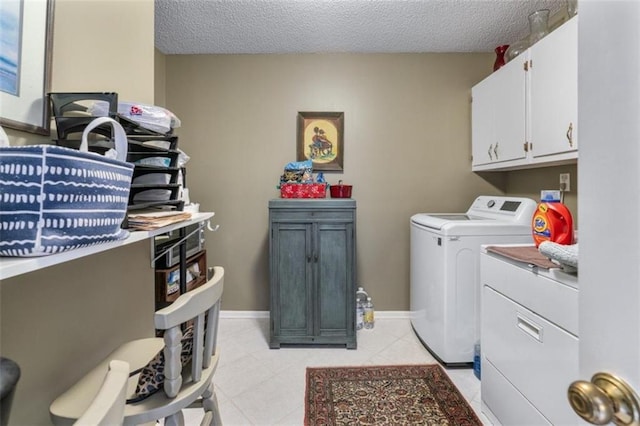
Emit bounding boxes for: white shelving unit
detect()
[0,212,215,281]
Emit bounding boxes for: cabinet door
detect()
[471,74,496,167]
[529,16,578,159]
[493,55,528,164]
[271,223,313,341]
[315,222,354,340]
[472,56,528,170]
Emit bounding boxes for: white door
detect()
[571,2,640,424]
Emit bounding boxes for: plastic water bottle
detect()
[473,341,481,380]
[355,287,368,330]
[363,297,375,329]
[356,302,364,330]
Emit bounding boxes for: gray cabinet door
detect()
[270,222,313,347]
[316,222,354,343]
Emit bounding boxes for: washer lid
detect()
[411,196,537,230]
[411,213,493,231]
[427,214,474,221]
[411,214,534,235]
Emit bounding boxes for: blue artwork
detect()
[0,0,23,96]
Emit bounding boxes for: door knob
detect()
[568,372,640,425]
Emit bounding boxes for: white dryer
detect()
[410,196,537,367]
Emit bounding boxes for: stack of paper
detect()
[127,210,192,230]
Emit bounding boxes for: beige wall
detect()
[50,0,154,103]
[506,164,578,227]
[1,1,156,424]
[154,49,167,107]
[1,244,153,425]
[159,53,578,313]
[162,53,510,311]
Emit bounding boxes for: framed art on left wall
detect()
[297,111,344,172]
[0,0,55,135]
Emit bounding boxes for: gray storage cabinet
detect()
[269,199,356,349]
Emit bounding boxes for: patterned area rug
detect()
[305,364,482,425]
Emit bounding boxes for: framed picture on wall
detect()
[297,111,344,172]
[0,0,55,135]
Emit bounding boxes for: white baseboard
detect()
[375,311,411,319]
[220,311,269,319]
[220,310,411,319]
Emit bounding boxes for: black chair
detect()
[0,357,21,426]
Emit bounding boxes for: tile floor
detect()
[183,315,490,425]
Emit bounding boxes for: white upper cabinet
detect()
[529,16,578,160]
[472,16,578,172]
[472,52,528,168]
[471,71,496,167]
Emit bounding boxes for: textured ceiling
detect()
[155,0,567,55]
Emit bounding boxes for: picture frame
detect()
[0,0,55,135]
[297,111,344,172]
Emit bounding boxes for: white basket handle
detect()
[80,117,128,162]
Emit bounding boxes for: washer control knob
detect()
[487,200,496,208]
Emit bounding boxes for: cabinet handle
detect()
[516,313,543,342]
[488,144,493,160]
[493,142,499,159]
[314,253,318,262]
[566,122,574,147]
[307,254,311,262]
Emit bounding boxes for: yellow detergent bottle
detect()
[532,202,574,247]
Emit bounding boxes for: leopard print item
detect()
[281,170,304,183]
[127,326,194,403]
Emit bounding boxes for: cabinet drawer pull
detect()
[488,144,493,160]
[493,142,499,159]
[517,313,544,342]
[566,122,574,147]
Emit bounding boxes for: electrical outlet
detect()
[560,173,571,191]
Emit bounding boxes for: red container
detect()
[280,183,326,198]
[329,182,352,198]
[532,202,574,247]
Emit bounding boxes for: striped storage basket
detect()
[0,117,134,257]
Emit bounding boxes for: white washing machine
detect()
[410,195,537,367]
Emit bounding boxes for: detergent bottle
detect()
[532,202,574,247]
